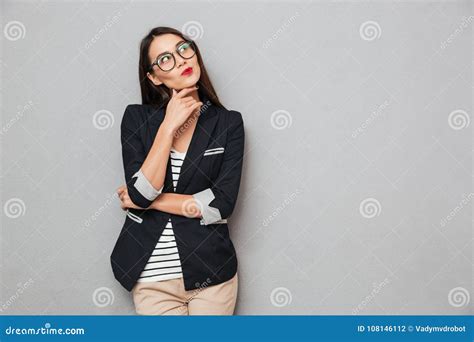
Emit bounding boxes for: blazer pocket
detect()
[203,147,225,156]
[200,218,228,225]
[126,209,143,224]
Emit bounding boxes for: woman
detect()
[110,27,245,316]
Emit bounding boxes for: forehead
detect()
[149,33,184,58]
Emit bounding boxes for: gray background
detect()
[1,0,472,315]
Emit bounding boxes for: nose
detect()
[175,53,186,68]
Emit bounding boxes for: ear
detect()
[146,71,163,86]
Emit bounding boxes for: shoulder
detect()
[121,104,165,130]
[215,106,243,127]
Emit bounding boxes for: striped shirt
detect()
[137,147,187,283]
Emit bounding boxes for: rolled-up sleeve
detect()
[193,111,245,224]
[121,105,163,209]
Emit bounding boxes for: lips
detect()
[181,67,193,76]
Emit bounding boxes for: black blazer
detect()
[110,91,245,292]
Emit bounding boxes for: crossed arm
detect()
[118,105,244,225]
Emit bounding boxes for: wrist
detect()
[160,120,177,137]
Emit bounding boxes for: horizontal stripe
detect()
[204,150,224,156]
[151,249,179,257]
[148,254,180,262]
[139,266,183,277]
[157,235,175,242]
[143,259,181,270]
[204,147,224,152]
[152,246,178,255]
[137,272,183,282]
[170,158,184,164]
[154,241,177,249]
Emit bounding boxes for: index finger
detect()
[174,86,198,99]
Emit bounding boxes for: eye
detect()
[178,42,191,52]
[158,53,172,64]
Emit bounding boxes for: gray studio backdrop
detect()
[1,0,472,315]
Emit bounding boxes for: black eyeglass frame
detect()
[148,40,196,73]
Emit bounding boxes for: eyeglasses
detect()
[148,40,196,72]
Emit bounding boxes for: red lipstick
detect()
[181,67,193,76]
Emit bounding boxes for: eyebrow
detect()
[155,40,186,58]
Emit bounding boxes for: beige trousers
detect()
[131,273,238,315]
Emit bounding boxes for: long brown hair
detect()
[139,27,224,109]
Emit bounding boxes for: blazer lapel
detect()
[176,101,219,194]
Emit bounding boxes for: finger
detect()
[175,86,198,99]
[188,102,203,112]
[171,88,177,97]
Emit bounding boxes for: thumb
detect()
[171,88,177,97]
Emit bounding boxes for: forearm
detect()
[151,193,202,218]
[139,124,175,192]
